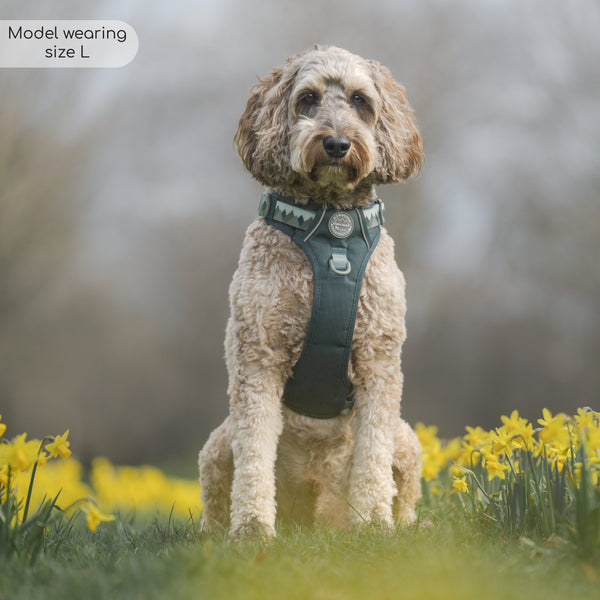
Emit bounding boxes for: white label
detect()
[0,20,138,68]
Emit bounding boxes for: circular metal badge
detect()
[328,212,354,239]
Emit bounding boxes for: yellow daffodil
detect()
[0,465,9,488]
[484,453,509,481]
[584,425,600,453]
[573,462,600,486]
[421,459,441,482]
[0,414,6,438]
[512,422,535,451]
[0,433,40,471]
[491,427,520,457]
[415,423,439,449]
[500,410,528,434]
[444,438,463,462]
[464,425,488,448]
[46,430,72,460]
[575,408,598,430]
[81,501,115,533]
[421,439,448,481]
[457,441,482,468]
[574,408,600,452]
[452,475,468,493]
[537,409,570,446]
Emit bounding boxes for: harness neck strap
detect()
[259,191,384,419]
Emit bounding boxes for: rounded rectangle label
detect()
[0,20,138,68]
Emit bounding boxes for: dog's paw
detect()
[348,502,394,530]
[394,506,417,526]
[230,518,276,543]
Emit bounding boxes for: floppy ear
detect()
[368,61,423,183]
[234,61,298,186]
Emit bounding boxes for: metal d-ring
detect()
[329,255,352,275]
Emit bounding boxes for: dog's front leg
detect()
[229,369,284,540]
[346,376,401,528]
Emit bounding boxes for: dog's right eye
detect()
[298,92,319,107]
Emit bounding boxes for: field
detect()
[2,409,600,599]
[4,517,600,600]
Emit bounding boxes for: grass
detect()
[3,408,600,598]
[2,509,600,600]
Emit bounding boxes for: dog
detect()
[199,46,423,540]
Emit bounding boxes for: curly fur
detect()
[199,46,423,540]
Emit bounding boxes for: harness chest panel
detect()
[259,191,384,419]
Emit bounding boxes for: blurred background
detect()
[1,0,599,464]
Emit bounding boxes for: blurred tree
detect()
[2,0,599,461]
[0,76,89,426]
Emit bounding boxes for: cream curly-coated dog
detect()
[199,46,423,540]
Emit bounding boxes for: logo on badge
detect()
[328,212,354,239]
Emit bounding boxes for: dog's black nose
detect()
[323,136,351,159]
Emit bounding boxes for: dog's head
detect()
[234,46,423,203]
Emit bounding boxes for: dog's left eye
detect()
[350,93,367,107]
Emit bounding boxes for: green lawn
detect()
[3,511,599,600]
[4,408,600,598]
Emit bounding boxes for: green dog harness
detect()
[258,191,385,419]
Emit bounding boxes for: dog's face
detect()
[235,46,423,202]
[287,51,381,190]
